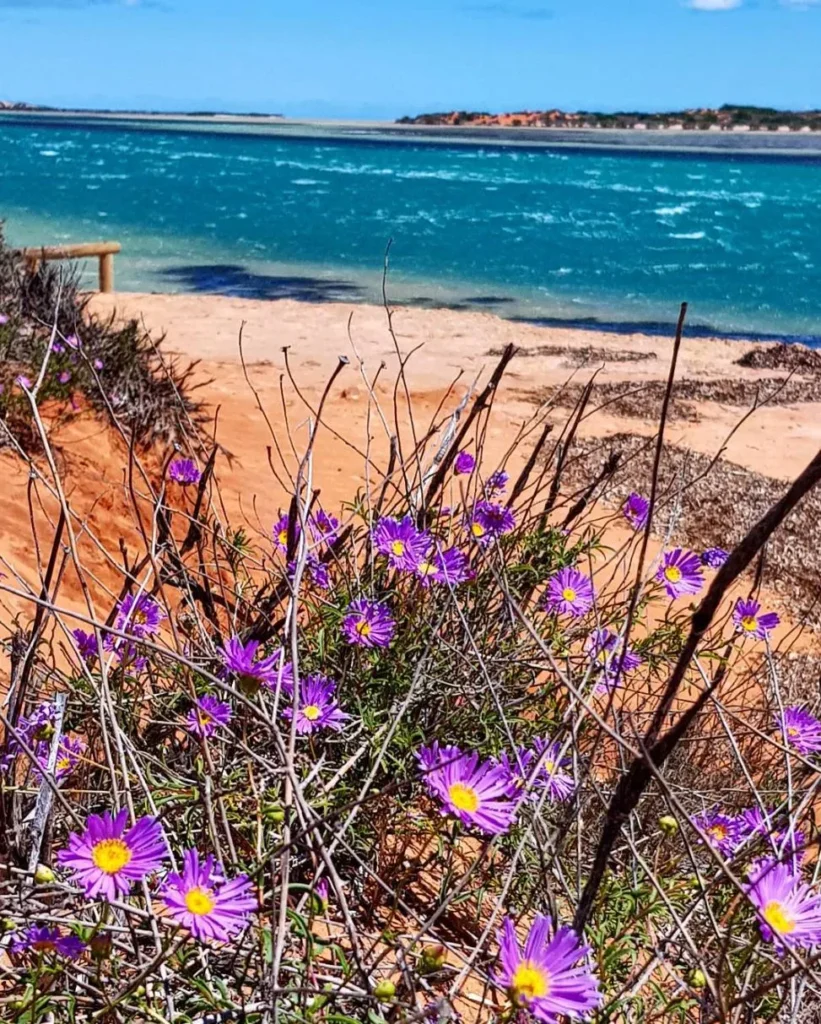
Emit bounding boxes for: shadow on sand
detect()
[160,264,367,303]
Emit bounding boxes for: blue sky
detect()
[0,0,819,118]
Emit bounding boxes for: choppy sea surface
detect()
[1,116,820,342]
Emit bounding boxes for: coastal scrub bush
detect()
[0,226,203,448]
[1,294,821,1023]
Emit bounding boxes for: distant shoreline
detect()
[2,109,821,159]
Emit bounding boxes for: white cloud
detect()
[686,0,743,9]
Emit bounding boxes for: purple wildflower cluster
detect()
[371,516,471,588]
[495,736,576,803]
[11,926,85,960]
[55,810,255,942]
[691,805,806,863]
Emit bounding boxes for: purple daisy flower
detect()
[168,458,201,485]
[417,740,464,779]
[733,599,780,641]
[494,747,535,800]
[283,674,349,734]
[418,745,517,835]
[0,313,8,326]
[311,509,339,546]
[16,375,32,390]
[220,637,292,697]
[692,808,741,857]
[623,492,649,531]
[779,706,821,755]
[93,358,104,371]
[115,593,164,639]
[161,848,256,943]
[341,598,395,648]
[187,696,233,738]
[58,370,72,385]
[36,736,85,782]
[656,549,704,600]
[454,450,476,475]
[544,567,595,617]
[746,859,821,950]
[57,809,167,901]
[494,914,602,1021]
[72,628,98,662]
[372,516,431,572]
[414,546,472,588]
[11,926,85,960]
[585,628,643,691]
[287,551,331,590]
[65,334,81,349]
[738,806,776,842]
[467,500,516,545]
[485,469,509,495]
[105,636,148,674]
[273,513,298,553]
[529,737,576,802]
[701,547,729,569]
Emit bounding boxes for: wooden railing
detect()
[17,241,122,293]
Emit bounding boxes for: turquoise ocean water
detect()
[1,117,820,342]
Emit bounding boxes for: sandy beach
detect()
[1,290,819,641]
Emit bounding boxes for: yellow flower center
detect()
[664,565,682,584]
[763,900,796,935]
[32,939,56,952]
[417,561,438,576]
[741,615,758,632]
[184,886,216,916]
[390,540,406,556]
[448,782,480,813]
[707,824,728,841]
[197,712,212,728]
[278,529,288,546]
[355,619,372,637]
[511,961,551,1005]
[544,760,555,774]
[91,838,132,875]
[57,757,72,772]
[133,609,147,625]
[561,587,577,602]
[303,704,320,721]
[471,522,486,538]
[787,726,799,738]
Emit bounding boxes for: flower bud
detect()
[420,944,447,973]
[33,864,55,884]
[658,815,679,836]
[373,979,396,1001]
[689,968,706,988]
